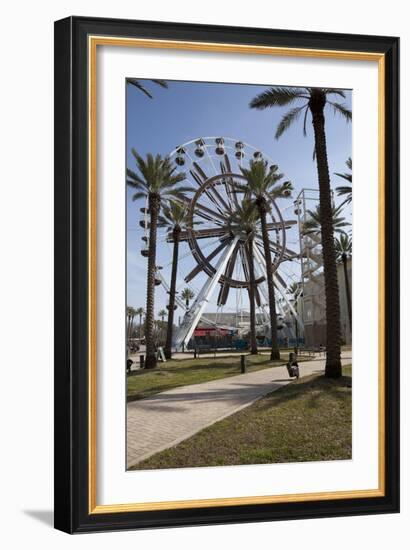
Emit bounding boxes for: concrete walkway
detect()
[127,353,352,468]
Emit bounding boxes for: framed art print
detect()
[54,16,399,533]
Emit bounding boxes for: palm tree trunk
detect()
[130,315,134,341]
[127,315,130,343]
[144,194,160,369]
[165,228,180,360]
[342,253,352,332]
[310,96,342,377]
[258,201,280,360]
[139,314,143,341]
[247,237,258,354]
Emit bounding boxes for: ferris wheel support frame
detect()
[155,268,187,311]
[253,245,304,332]
[174,236,240,350]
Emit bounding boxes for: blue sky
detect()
[126,80,352,321]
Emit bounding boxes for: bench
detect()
[195,344,213,354]
[298,346,326,358]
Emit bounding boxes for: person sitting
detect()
[286,352,300,379]
[126,358,133,374]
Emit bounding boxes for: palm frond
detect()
[334,172,352,183]
[127,179,147,192]
[302,204,351,235]
[275,106,306,139]
[181,288,195,301]
[228,197,260,234]
[160,174,189,189]
[166,185,194,195]
[336,186,352,205]
[132,191,147,201]
[323,88,346,98]
[334,157,352,204]
[270,180,293,199]
[163,190,192,202]
[327,101,352,122]
[126,168,147,189]
[239,159,287,202]
[334,233,352,259]
[151,79,168,89]
[336,186,353,196]
[233,183,249,194]
[249,87,306,110]
[127,79,153,99]
[127,78,169,98]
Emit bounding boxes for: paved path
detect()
[127,353,352,468]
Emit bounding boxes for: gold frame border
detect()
[88,36,386,514]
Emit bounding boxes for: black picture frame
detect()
[54,15,400,533]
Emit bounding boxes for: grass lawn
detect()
[127,353,287,402]
[131,365,352,470]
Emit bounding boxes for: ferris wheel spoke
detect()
[254,240,279,272]
[254,237,279,259]
[192,162,231,214]
[190,227,229,239]
[239,245,262,308]
[217,241,240,306]
[255,235,298,261]
[239,245,249,280]
[194,201,229,224]
[160,237,220,269]
[274,270,287,289]
[189,170,226,217]
[217,161,232,210]
[265,220,297,231]
[192,208,225,226]
[167,226,228,243]
[184,237,231,283]
[221,154,240,208]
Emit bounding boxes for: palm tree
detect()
[334,234,352,331]
[181,288,195,310]
[302,204,350,237]
[135,307,145,341]
[127,150,190,368]
[158,202,195,359]
[127,79,168,99]
[158,309,167,345]
[335,157,352,205]
[238,160,293,360]
[126,306,136,343]
[229,199,260,355]
[250,87,352,377]
[287,282,300,298]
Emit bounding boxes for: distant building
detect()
[296,257,352,347]
[197,311,265,328]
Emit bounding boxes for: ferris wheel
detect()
[139,137,304,350]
